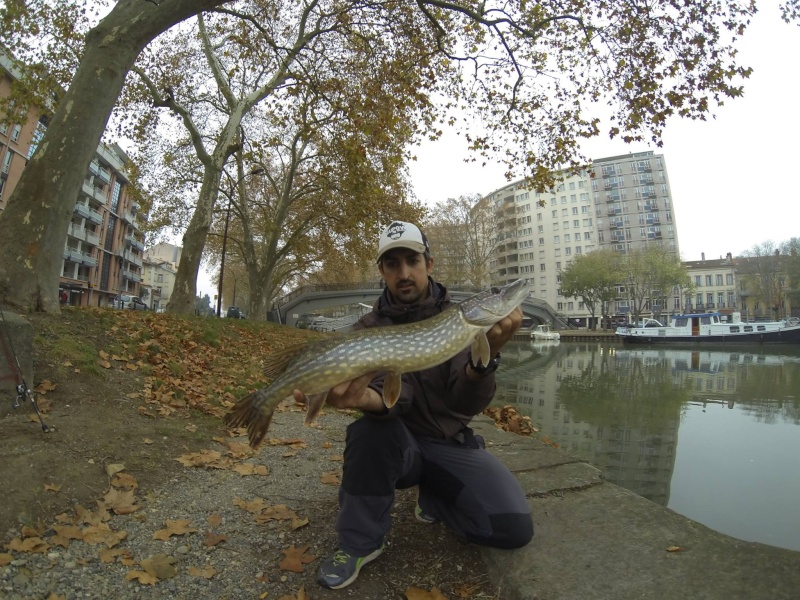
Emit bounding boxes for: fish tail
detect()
[223,391,275,449]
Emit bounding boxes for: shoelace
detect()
[332,550,351,565]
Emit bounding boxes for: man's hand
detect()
[292,371,386,414]
[486,307,523,356]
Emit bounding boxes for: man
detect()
[305,220,533,590]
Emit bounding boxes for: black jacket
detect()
[354,277,496,440]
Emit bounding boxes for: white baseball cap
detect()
[376,221,430,262]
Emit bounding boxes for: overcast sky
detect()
[408,4,799,263]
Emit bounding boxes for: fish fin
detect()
[382,372,402,408]
[263,342,313,378]
[303,392,329,426]
[223,390,275,449]
[471,332,491,366]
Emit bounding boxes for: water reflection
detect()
[495,342,800,551]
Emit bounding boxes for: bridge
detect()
[269,281,565,328]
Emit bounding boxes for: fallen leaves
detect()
[98,487,140,515]
[405,587,450,600]
[234,498,309,531]
[482,405,535,436]
[278,544,317,573]
[320,471,341,485]
[152,519,198,541]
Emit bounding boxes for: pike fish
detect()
[224,279,530,448]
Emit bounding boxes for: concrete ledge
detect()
[0,309,34,418]
[471,416,800,600]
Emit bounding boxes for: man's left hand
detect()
[486,307,523,356]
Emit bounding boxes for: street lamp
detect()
[217,166,265,317]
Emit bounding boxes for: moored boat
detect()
[531,324,561,341]
[616,312,800,344]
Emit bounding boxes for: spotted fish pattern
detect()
[224,279,530,448]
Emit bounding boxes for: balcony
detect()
[93,186,108,204]
[86,229,101,246]
[73,203,91,220]
[644,203,658,212]
[86,207,103,225]
[88,161,99,176]
[607,207,622,216]
[81,180,95,199]
[63,248,98,268]
[67,223,86,241]
[645,217,661,226]
[122,268,142,283]
[97,168,111,184]
[610,220,624,229]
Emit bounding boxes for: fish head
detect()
[460,279,531,326]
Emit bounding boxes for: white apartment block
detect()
[487,151,680,325]
[142,258,177,312]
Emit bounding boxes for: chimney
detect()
[701,252,705,261]
[726,252,732,262]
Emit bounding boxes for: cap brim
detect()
[376,240,428,262]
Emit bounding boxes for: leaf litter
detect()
[2,308,526,598]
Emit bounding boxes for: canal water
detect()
[494,341,800,552]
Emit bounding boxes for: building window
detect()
[2,150,12,174]
[695,275,701,286]
[10,124,21,142]
[705,275,713,286]
[716,274,723,286]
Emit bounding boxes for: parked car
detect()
[226,306,245,319]
[114,294,148,310]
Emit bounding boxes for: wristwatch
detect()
[467,352,501,375]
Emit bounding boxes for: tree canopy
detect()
[0,0,776,312]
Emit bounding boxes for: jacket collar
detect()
[374,277,450,323]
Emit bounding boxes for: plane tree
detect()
[124,2,432,314]
[0,0,767,312]
[426,195,497,288]
[620,246,687,325]
[203,75,426,320]
[560,249,622,330]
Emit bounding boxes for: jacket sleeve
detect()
[443,349,497,416]
[362,373,414,420]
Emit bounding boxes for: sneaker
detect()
[413,485,438,524]
[414,503,438,524]
[316,545,384,589]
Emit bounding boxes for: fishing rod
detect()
[0,305,49,433]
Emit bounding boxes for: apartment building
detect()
[487,166,597,322]
[144,242,182,272]
[592,151,679,256]
[682,253,738,315]
[486,151,680,324]
[142,258,177,312]
[1,47,146,307]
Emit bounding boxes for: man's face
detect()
[378,248,434,304]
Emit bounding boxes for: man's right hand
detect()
[293,371,387,414]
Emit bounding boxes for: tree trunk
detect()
[0,0,230,312]
[167,166,223,314]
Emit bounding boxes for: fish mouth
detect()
[462,279,530,324]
